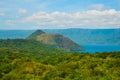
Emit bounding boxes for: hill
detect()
[27,30,45,39]
[28,30,83,51]
[37,34,83,51]
[44,28,120,45]
[0,28,119,45]
[0,39,65,55]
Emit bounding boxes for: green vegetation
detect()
[0,46,120,80]
[0,39,65,55]
[0,30,119,80]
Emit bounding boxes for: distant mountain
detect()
[43,28,120,45]
[0,30,34,39]
[28,30,83,51]
[0,28,119,45]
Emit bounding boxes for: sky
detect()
[0,0,120,29]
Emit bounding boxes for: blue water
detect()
[78,45,120,53]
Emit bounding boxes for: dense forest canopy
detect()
[0,47,120,80]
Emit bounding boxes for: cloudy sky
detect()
[0,0,120,29]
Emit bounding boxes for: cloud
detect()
[0,13,4,16]
[87,4,111,10]
[0,8,4,12]
[18,8,27,14]
[20,9,120,29]
[5,20,16,26]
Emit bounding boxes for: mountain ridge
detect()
[0,28,119,45]
[43,28,120,45]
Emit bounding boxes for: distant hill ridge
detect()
[44,28,120,45]
[0,28,119,45]
[27,30,83,51]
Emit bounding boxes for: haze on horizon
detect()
[0,0,120,29]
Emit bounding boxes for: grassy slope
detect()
[37,34,83,51]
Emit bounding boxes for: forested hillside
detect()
[0,39,65,55]
[0,47,120,80]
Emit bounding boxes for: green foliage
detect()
[0,47,120,80]
[0,39,66,55]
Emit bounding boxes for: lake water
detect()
[78,44,120,53]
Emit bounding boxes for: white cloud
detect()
[0,13,4,16]
[18,8,27,14]
[5,20,16,26]
[87,4,111,10]
[21,9,120,29]
[0,8,3,12]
